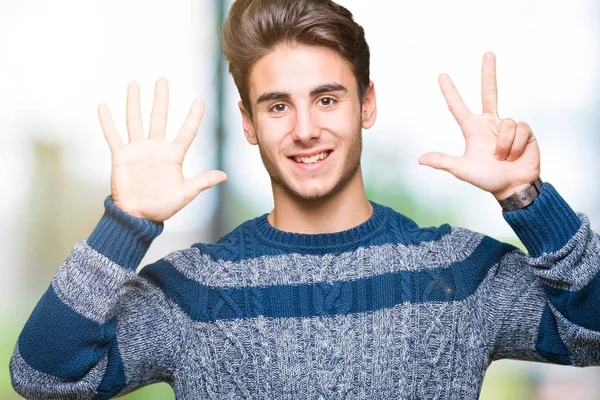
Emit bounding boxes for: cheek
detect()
[255,117,293,151]
[272,116,294,134]
[317,108,360,137]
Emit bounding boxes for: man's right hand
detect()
[97,78,227,222]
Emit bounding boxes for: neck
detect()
[268,169,372,234]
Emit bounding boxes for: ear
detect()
[239,101,258,145]
[361,81,377,130]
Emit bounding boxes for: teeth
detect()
[293,151,329,164]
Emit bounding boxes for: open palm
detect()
[98,78,227,222]
[419,52,540,200]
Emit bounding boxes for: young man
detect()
[11,0,600,398]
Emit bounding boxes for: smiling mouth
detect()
[292,151,331,165]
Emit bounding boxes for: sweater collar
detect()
[250,201,389,252]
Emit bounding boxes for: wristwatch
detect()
[498,178,543,212]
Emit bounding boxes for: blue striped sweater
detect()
[10,183,600,399]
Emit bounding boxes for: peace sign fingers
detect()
[438,73,473,127]
[481,52,498,117]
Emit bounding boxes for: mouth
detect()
[290,150,332,165]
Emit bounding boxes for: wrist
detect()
[88,196,164,270]
[497,178,543,212]
[493,183,532,201]
[501,182,582,257]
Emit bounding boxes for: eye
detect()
[269,103,289,113]
[318,97,336,107]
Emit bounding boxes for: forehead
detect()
[248,44,357,101]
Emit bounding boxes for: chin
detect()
[278,177,349,203]
[270,161,361,204]
[279,184,330,202]
[297,189,334,202]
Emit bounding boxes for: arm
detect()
[11,199,173,399]
[419,53,600,365]
[10,78,226,398]
[487,182,600,365]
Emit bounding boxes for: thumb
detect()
[418,152,460,175]
[184,170,228,204]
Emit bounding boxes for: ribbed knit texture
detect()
[88,196,163,270]
[503,183,581,258]
[11,183,600,399]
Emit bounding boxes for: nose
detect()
[291,105,320,144]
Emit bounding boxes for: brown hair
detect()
[222,0,370,115]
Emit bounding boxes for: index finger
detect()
[174,98,205,151]
[438,73,472,127]
[481,52,498,116]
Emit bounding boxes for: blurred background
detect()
[1,0,599,398]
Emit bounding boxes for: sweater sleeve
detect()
[10,197,181,399]
[486,182,600,366]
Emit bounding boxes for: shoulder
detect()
[192,224,247,262]
[138,216,266,289]
[191,214,274,262]
[374,202,519,264]
[375,202,454,246]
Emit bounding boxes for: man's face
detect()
[240,44,376,202]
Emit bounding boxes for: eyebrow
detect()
[255,83,348,106]
[310,83,348,97]
[256,91,289,105]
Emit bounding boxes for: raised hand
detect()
[418,52,540,200]
[97,78,227,222]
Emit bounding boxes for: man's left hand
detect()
[418,52,540,200]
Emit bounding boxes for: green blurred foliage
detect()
[480,361,535,400]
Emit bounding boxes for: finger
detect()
[494,118,517,160]
[507,121,533,161]
[126,81,144,142]
[174,98,205,151]
[149,77,169,140]
[438,73,472,127]
[184,170,228,204]
[418,152,460,176]
[481,52,498,117]
[97,103,124,152]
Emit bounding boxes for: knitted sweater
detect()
[10,183,600,399]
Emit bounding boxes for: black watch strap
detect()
[498,178,543,212]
